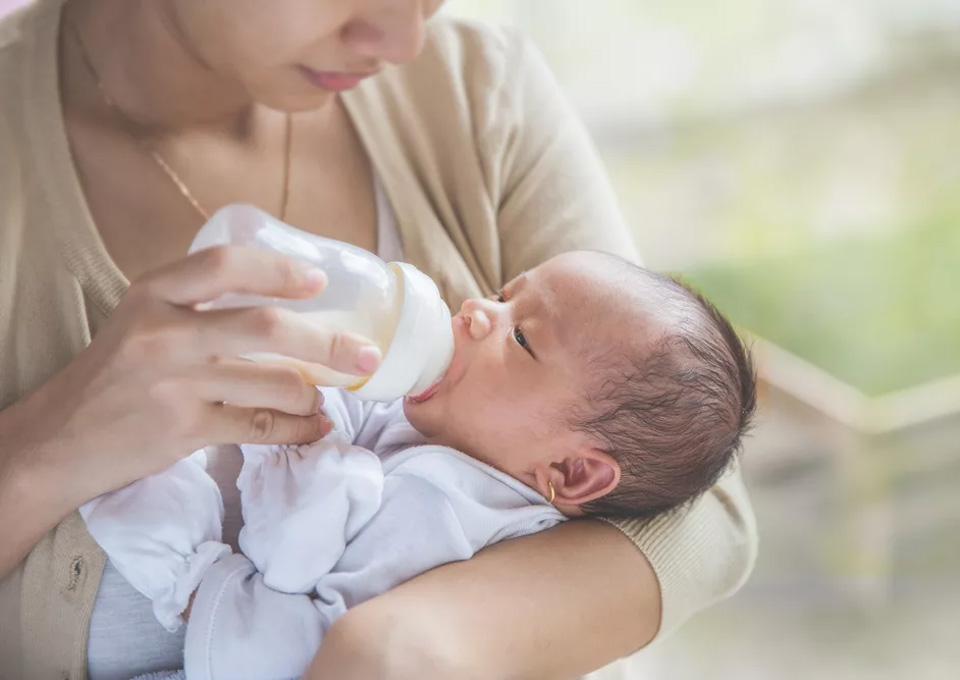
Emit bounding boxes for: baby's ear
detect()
[537,450,620,507]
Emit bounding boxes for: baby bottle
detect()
[188,204,454,402]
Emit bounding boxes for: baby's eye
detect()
[512,325,532,354]
[496,291,506,303]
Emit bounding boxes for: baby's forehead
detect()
[532,253,673,360]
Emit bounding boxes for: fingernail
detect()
[356,345,382,374]
[318,415,333,436]
[301,264,327,289]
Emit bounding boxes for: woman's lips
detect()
[299,66,374,92]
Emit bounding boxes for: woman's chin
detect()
[247,82,337,114]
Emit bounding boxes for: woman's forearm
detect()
[307,520,660,680]
[0,400,80,580]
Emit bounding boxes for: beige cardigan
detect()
[0,1,758,678]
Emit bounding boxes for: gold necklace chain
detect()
[69,21,292,223]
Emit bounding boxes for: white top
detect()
[83,387,563,680]
[86,175,408,680]
[186,390,563,680]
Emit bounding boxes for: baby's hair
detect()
[571,255,757,521]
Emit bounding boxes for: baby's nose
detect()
[460,298,494,340]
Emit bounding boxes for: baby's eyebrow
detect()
[505,271,528,293]
[526,277,570,356]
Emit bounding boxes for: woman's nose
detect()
[342,1,427,65]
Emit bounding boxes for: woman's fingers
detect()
[196,360,323,416]
[142,245,328,306]
[194,306,382,376]
[207,404,332,446]
[131,246,382,375]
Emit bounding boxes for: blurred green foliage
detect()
[684,214,960,395]
[449,0,960,398]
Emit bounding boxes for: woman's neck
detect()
[65,0,254,132]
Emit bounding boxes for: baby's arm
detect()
[183,554,331,680]
[312,473,475,617]
[317,386,406,450]
[317,451,565,613]
[236,434,384,594]
[184,450,562,680]
[183,470,473,680]
[79,449,230,631]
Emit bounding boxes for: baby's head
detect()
[403,251,756,520]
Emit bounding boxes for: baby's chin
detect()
[402,397,440,437]
[402,398,462,449]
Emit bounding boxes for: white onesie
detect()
[80,388,565,680]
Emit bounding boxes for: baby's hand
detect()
[237,437,384,594]
[79,449,229,631]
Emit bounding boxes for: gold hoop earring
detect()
[546,481,556,504]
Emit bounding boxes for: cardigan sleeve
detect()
[479,27,759,641]
[485,27,641,278]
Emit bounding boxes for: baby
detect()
[81,250,756,680]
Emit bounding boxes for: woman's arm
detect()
[306,22,757,677]
[0,408,81,583]
[307,520,659,680]
[485,26,758,639]
[0,247,377,580]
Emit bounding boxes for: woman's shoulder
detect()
[355,17,544,131]
[0,5,32,213]
[0,4,31,94]
[0,3,32,49]
[419,16,527,79]
[0,0,56,56]
[0,0,59,154]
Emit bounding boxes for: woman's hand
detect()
[0,245,380,577]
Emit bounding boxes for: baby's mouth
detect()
[406,378,443,404]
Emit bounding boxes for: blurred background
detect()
[3,0,957,678]
[443,2,960,679]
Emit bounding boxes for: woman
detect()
[0,0,757,678]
